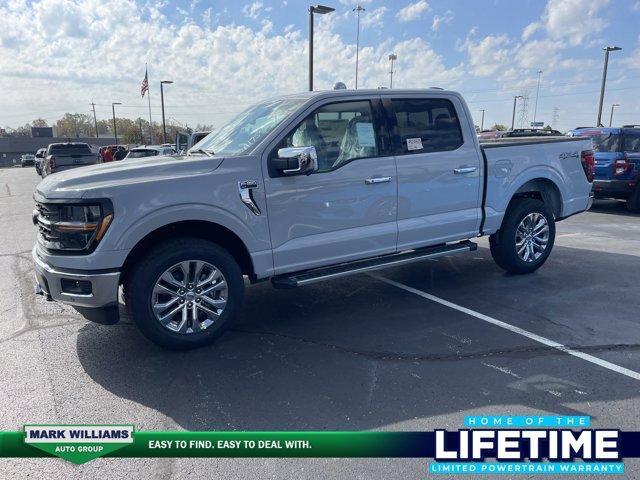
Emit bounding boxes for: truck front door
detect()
[263,98,398,275]
[383,95,482,250]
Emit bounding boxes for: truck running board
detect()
[271,240,477,289]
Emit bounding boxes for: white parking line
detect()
[370,274,640,382]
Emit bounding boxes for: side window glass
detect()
[280,101,379,172]
[390,99,463,154]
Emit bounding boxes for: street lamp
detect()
[479,109,486,131]
[609,103,620,127]
[353,5,365,89]
[160,80,173,144]
[511,95,523,130]
[533,70,542,126]
[111,102,122,145]
[597,46,622,127]
[388,53,397,88]
[308,4,335,91]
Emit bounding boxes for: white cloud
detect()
[535,0,609,46]
[396,0,429,23]
[431,10,453,32]
[521,21,539,41]
[459,33,511,77]
[242,1,271,20]
[361,6,387,29]
[632,1,640,11]
[0,0,463,127]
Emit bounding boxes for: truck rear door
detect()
[382,95,482,250]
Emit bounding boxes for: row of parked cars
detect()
[28,131,211,177]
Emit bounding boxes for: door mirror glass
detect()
[273,146,318,175]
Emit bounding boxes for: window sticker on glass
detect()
[355,122,376,148]
[406,137,423,151]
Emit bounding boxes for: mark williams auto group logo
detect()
[430,416,624,475]
[24,425,133,464]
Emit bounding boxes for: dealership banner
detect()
[1,417,640,473]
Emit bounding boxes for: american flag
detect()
[141,68,149,97]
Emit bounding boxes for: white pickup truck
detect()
[33,89,594,349]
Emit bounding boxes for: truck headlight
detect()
[34,200,113,253]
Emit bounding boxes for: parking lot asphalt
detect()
[1,166,639,479]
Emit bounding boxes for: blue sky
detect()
[0,0,639,131]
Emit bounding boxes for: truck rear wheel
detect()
[489,198,556,274]
[627,186,640,213]
[124,237,244,350]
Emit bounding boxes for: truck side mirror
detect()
[272,146,318,175]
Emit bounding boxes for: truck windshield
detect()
[191,97,307,156]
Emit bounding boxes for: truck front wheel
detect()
[124,238,244,350]
[489,198,556,274]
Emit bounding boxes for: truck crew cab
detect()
[33,89,594,349]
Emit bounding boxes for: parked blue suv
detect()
[568,126,640,212]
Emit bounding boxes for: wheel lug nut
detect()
[196,298,201,303]
[188,284,194,289]
[180,298,185,303]
[196,289,201,294]
[187,302,193,307]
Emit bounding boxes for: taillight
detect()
[580,150,595,183]
[613,155,630,176]
[49,156,56,170]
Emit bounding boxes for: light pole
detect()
[160,80,173,144]
[388,53,397,88]
[479,109,486,131]
[511,95,523,130]
[597,46,622,127]
[308,5,335,91]
[111,102,121,145]
[533,70,542,126]
[353,5,365,89]
[609,103,620,127]
[90,102,99,138]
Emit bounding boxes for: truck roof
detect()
[279,88,459,101]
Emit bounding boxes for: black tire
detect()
[627,186,640,213]
[489,198,556,274]
[124,237,244,350]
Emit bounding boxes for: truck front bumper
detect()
[33,246,120,323]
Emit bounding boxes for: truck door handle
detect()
[365,176,392,185]
[453,167,477,174]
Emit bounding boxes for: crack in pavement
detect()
[228,327,640,363]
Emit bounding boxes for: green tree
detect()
[491,124,507,131]
[31,118,48,127]
[55,113,93,138]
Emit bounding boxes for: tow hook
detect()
[34,283,52,301]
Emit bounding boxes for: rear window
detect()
[128,149,158,158]
[390,98,464,154]
[584,133,622,153]
[50,144,92,155]
[623,135,640,153]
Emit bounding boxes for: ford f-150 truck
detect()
[32,89,594,349]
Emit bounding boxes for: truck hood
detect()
[35,155,224,199]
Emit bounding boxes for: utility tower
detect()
[517,90,529,128]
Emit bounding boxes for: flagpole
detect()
[146,63,153,144]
